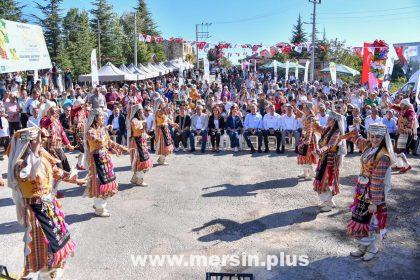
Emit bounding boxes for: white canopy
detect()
[78,62,137,82]
[138,64,159,78]
[127,63,152,80]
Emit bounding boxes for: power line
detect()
[318,4,420,14]
[318,14,420,23]
[319,9,420,19]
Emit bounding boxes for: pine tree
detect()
[290,14,307,44]
[90,0,125,66]
[33,0,63,62]
[0,0,26,21]
[62,9,95,76]
[135,0,158,35]
[120,0,165,64]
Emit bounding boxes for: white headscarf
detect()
[7,128,38,224]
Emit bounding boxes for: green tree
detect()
[290,14,307,44]
[90,0,125,66]
[33,0,63,62]
[135,0,158,35]
[120,0,165,65]
[0,0,26,21]
[62,9,95,76]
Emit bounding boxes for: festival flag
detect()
[273,60,278,82]
[285,60,289,80]
[270,46,278,56]
[329,62,337,85]
[416,70,420,105]
[304,60,310,83]
[382,57,395,90]
[139,34,146,42]
[361,42,373,85]
[90,49,99,87]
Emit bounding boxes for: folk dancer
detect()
[389,98,415,173]
[127,104,153,186]
[84,109,128,217]
[295,102,317,179]
[313,111,346,212]
[71,97,89,170]
[40,105,75,196]
[154,100,178,165]
[344,123,395,261]
[7,127,85,279]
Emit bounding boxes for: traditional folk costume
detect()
[40,106,72,173]
[154,102,174,165]
[296,102,318,179]
[71,98,88,170]
[347,123,395,261]
[313,112,346,212]
[391,99,416,172]
[84,109,126,217]
[127,104,153,186]
[7,127,83,279]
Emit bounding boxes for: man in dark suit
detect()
[107,106,126,144]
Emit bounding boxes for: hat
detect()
[73,97,85,108]
[368,123,387,136]
[15,127,39,141]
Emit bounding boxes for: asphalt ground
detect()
[0,147,419,280]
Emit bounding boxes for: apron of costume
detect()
[23,196,75,275]
[313,151,339,195]
[92,150,116,185]
[160,125,172,147]
[134,136,150,162]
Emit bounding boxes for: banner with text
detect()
[0,18,51,73]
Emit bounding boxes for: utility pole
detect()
[134,12,138,66]
[195,22,211,69]
[97,18,101,68]
[309,0,321,82]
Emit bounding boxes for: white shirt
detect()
[263,113,282,130]
[195,115,203,130]
[214,119,219,129]
[365,116,383,131]
[282,114,298,130]
[0,117,9,137]
[146,114,154,131]
[112,114,120,130]
[28,115,42,128]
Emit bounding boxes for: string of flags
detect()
[139,33,416,63]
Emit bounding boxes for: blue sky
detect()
[21,0,420,60]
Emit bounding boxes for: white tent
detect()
[119,64,134,74]
[78,62,137,82]
[127,63,152,80]
[138,64,159,78]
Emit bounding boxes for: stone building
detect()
[162,40,194,60]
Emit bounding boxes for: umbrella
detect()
[320,64,360,76]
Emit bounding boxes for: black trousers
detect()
[209,131,222,149]
[174,130,190,148]
[262,129,281,150]
[9,122,21,137]
[21,113,29,128]
[148,131,155,151]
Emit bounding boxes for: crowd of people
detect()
[0,64,419,279]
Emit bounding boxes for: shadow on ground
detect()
[192,206,318,242]
[202,177,299,197]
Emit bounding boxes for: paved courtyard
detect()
[0,149,419,279]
